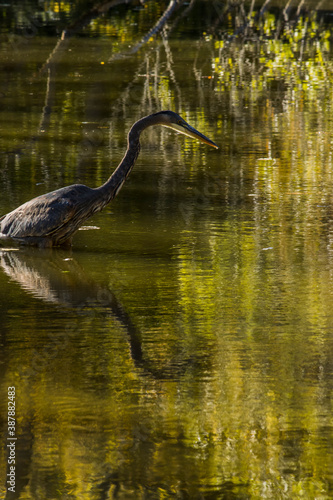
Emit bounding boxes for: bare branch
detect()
[109,0,183,61]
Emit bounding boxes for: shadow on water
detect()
[0,248,202,380]
[1,248,213,498]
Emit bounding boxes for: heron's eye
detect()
[178,120,183,125]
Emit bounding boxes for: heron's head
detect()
[154,111,218,149]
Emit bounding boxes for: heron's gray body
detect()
[0,185,99,247]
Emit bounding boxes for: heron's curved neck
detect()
[97,114,160,204]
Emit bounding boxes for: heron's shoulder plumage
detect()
[0,184,95,239]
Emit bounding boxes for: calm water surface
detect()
[1,2,333,499]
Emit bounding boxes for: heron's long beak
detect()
[167,122,219,149]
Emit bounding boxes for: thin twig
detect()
[283,0,294,23]
[296,0,305,17]
[259,0,272,17]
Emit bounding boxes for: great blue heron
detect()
[0,111,218,248]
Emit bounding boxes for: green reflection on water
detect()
[1,1,333,499]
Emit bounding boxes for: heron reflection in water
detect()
[0,111,218,248]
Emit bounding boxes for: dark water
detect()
[1,1,333,499]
